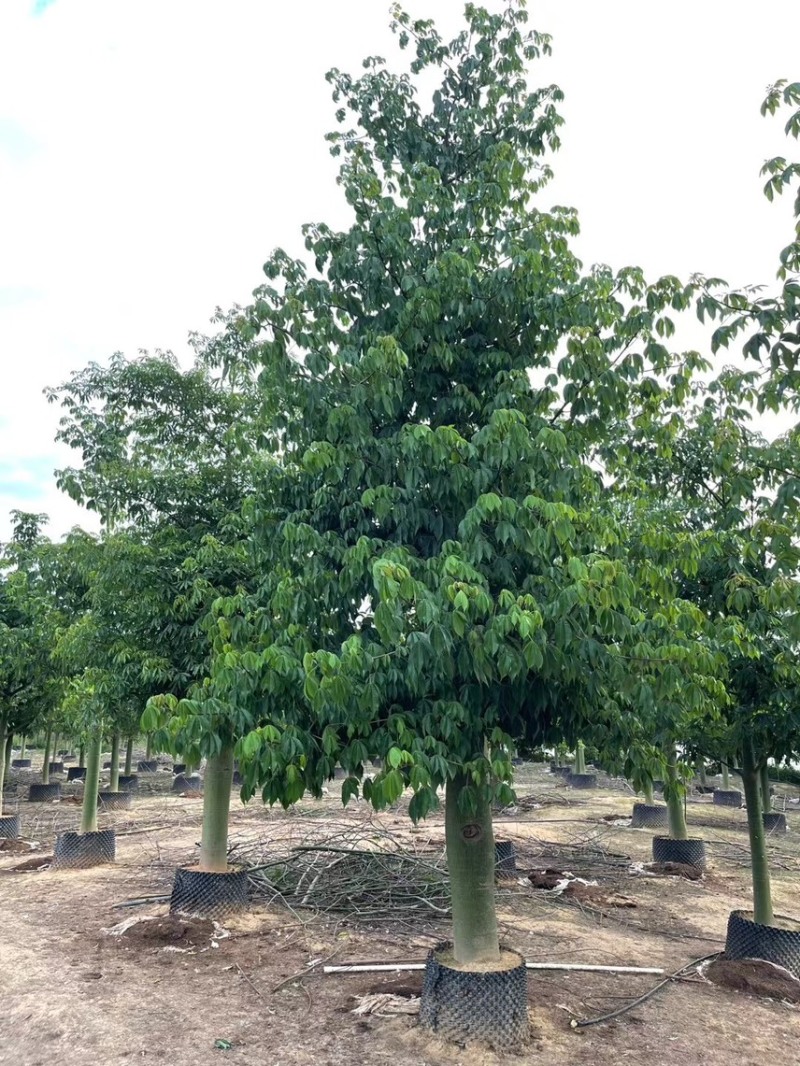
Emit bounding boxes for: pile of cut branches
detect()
[242,823,451,930]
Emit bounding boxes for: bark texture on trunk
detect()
[41,729,52,784]
[81,734,103,834]
[445,774,500,966]
[199,745,234,873]
[665,746,688,840]
[742,744,773,927]
[109,732,120,792]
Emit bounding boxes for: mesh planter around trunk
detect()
[169,865,248,918]
[567,772,597,789]
[63,754,76,763]
[47,761,64,775]
[419,942,529,1049]
[137,760,159,773]
[630,803,669,829]
[98,791,133,811]
[0,813,21,839]
[67,766,86,782]
[653,779,664,793]
[494,840,518,877]
[764,812,788,833]
[118,774,138,791]
[28,782,61,802]
[725,910,800,978]
[11,758,31,769]
[333,767,347,780]
[713,789,743,808]
[53,829,116,869]
[172,763,187,774]
[652,836,706,867]
[172,773,203,793]
[232,771,242,787]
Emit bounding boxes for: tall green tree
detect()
[187,2,723,967]
[49,349,262,871]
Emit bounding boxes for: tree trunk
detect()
[145,734,153,761]
[3,734,12,779]
[52,733,60,759]
[665,746,688,840]
[573,741,586,775]
[79,743,85,769]
[721,761,730,790]
[199,745,234,873]
[20,735,26,760]
[41,729,52,784]
[0,720,8,813]
[109,731,120,792]
[696,759,707,786]
[81,733,102,834]
[760,764,771,812]
[643,780,654,805]
[445,774,500,966]
[124,737,134,775]
[741,743,773,926]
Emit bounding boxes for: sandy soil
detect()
[1,758,799,1066]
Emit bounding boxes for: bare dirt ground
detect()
[2,758,799,1066]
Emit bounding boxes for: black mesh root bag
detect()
[652,836,706,867]
[98,791,133,811]
[567,773,597,789]
[494,841,517,877]
[725,910,800,978]
[713,789,743,808]
[169,865,248,918]
[0,813,21,839]
[418,942,529,1049]
[28,783,61,802]
[53,829,116,869]
[630,803,668,829]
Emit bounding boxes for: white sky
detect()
[1,0,798,540]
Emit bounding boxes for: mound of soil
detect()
[561,882,637,908]
[0,838,38,855]
[4,854,53,872]
[116,915,216,949]
[645,861,703,881]
[705,958,800,1003]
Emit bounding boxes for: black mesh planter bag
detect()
[551,766,571,777]
[63,754,76,763]
[172,763,187,774]
[725,910,800,978]
[98,791,133,811]
[494,840,517,877]
[137,760,159,773]
[567,773,597,789]
[48,761,64,775]
[713,789,743,808]
[67,766,86,782]
[0,813,21,839]
[28,782,61,802]
[630,803,668,829]
[172,773,203,793]
[419,942,529,1049]
[169,865,248,918]
[11,758,31,769]
[652,837,706,867]
[118,774,138,791]
[763,812,788,833]
[53,829,116,869]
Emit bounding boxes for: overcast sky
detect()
[1,0,798,540]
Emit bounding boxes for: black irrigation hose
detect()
[572,952,721,1029]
